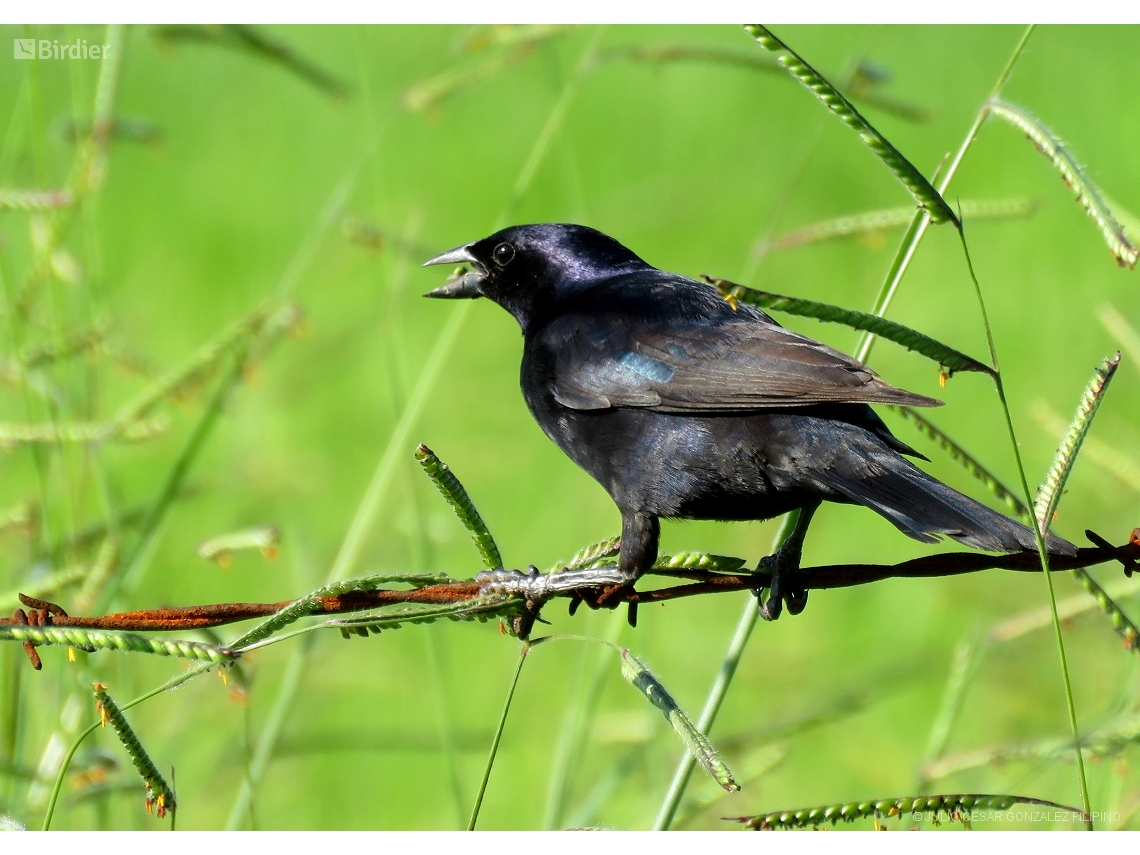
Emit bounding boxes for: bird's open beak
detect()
[422,244,485,299]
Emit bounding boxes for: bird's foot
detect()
[754,553,808,622]
[475,566,552,640]
[569,582,635,611]
[566,572,640,627]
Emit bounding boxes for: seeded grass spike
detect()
[402,27,567,114]
[0,626,235,664]
[415,444,504,570]
[986,99,1138,269]
[923,714,1140,781]
[231,572,458,648]
[620,649,737,791]
[1071,566,1140,650]
[92,684,176,818]
[0,189,74,210]
[0,567,86,611]
[605,44,930,123]
[771,198,1037,252]
[737,793,1084,829]
[0,416,168,448]
[704,276,993,379]
[460,24,570,54]
[745,25,958,227]
[1034,353,1120,532]
[1033,401,1140,495]
[551,535,622,571]
[197,525,281,567]
[990,574,1140,643]
[653,552,747,574]
[327,596,519,639]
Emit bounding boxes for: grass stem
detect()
[955,230,1092,829]
[468,641,530,830]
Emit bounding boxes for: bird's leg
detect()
[591,513,659,610]
[756,501,820,621]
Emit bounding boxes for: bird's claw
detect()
[571,582,635,611]
[785,586,809,615]
[755,552,807,621]
[757,589,782,622]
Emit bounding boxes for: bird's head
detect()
[422,223,648,331]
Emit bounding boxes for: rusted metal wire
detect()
[2,529,1136,638]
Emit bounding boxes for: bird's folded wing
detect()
[551,319,943,412]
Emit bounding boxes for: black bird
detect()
[423,224,1074,619]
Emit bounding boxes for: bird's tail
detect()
[816,460,1077,556]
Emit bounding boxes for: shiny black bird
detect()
[423,223,1074,619]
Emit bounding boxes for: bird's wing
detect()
[549,315,943,412]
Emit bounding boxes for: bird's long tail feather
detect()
[816,461,1077,556]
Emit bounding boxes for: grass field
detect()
[0,23,1139,831]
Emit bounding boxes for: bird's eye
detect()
[492,243,515,267]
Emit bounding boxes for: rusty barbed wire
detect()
[1,529,1135,657]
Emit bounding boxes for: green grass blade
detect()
[1033,353,1120,532]
[706,277,994,379]
[738,793,1085,829]
[105,349,252,606]
[152,25,348,98]
[620,649,737,793]
[893,406,1029,517]
[90,684,175,819]
[468,641,531,830]
[918,634,982,792]
[986,99,1138,269]
[772,198,1037,252]
[541,610,624,830]
[955,221,1092,828]
[852,26,1036,366]
[745,25,957,226]
[415,444,503,570]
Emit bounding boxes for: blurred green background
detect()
[0,23,1138,831]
